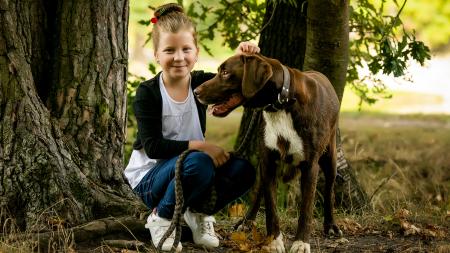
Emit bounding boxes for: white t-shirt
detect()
[124,74,204,189]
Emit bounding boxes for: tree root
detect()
[5,216,149,250]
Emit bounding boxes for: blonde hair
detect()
[152,3,198,51]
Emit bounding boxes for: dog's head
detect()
[194,54,276,117]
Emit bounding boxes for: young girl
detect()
[124,3,258,251]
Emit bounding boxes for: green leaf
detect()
[409,40,431,65]
[148,63,156,75]
[138,19,150,26]
[368,59,382,74]
[383,215,394,222]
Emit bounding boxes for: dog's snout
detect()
[193,88,200,96]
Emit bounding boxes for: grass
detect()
[339,112,450,216]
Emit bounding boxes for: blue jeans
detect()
[133,152,256,219]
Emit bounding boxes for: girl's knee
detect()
[185,151,212,164]
[182,151,215,181]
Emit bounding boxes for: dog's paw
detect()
[262,233,285,253]
[234,219,255,232]
[289,240,310,253]
[324,224,343,238]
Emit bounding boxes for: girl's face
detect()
[155,30,199,81]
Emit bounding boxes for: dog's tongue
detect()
[209,94,243,117]
[210,104,227,116]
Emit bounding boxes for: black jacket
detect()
[132,71,215,159]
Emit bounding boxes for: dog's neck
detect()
[264,61,296,112]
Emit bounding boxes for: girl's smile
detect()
[155,30,198,81]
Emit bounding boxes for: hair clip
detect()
[151,17,158,24]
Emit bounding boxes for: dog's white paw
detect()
[289,240,310,253]
[236,220,255,232]
[262,233,285,253]
[328,227,344,237]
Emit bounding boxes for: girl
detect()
[124,3,259,251]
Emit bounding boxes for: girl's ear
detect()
[195,47,199,62]
[154,51,160,64]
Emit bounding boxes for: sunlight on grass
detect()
[340,87,446,114]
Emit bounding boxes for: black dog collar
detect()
[264,64,296,112]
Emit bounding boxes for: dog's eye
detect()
[221,70,230,78]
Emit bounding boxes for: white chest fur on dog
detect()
[263,111,305,165]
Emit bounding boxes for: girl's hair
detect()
[152,3,197,51]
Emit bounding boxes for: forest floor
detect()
[70,112,450,253]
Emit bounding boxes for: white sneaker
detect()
[183,208,220,248]
[144,213,182,252]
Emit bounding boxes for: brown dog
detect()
[194,54,342,253]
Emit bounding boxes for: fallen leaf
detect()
[395,208,411,219]
[229,203,246,217]
[400,220,421,236]
[337,218,362,235]
[335,238,349,244]
[423,224,447,238]
[230,231,247,242]
[238,242,251,252]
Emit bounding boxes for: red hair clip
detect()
[151,17,158,24]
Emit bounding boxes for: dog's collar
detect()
[264,64,296,112]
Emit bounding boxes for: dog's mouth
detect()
[208,93,244,117]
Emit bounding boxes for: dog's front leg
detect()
[261,150,285,253]
[291,161,320,253]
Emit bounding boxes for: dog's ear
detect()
[241,55,273,98]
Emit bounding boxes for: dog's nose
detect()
[193,88,199,96]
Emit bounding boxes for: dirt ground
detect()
[74,216,450,253]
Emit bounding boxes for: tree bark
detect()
[303,0,367,210]
[0,0,143,230]
[235,0,307,159]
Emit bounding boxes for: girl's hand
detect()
[189,140,230,167]
[236,41,260,54]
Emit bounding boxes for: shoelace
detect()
[200,220,216,236]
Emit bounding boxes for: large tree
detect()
[0,0,142,230]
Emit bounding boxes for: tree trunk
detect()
[0,0,143,231]
[304,0,367,210]
[235,0,307,159]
